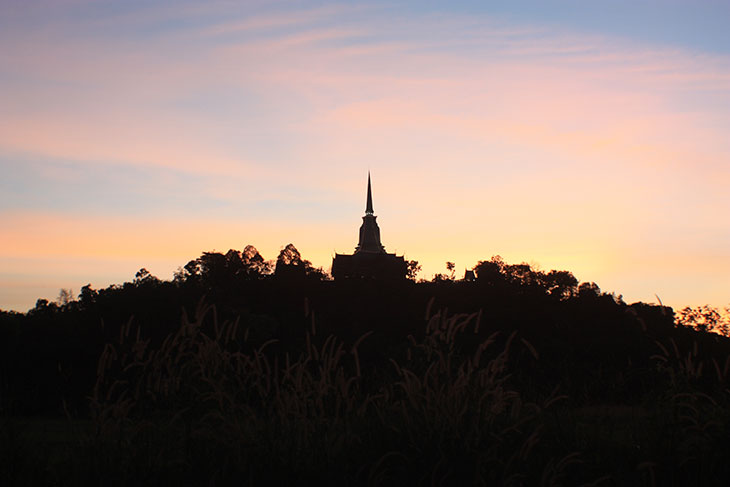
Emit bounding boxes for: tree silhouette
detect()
[277,243,303,267]
[474,256,506,284]
[406,260,421,281]
[275,243,327,281]
[242,244,272,277]
[676,305,728,335]
[134,268,160,287]
[540,270,578,299]
[578,281,601,298]
[473,257,579,300]
[57,288,74,306]
[5,244,730,486]
[433,261,456,282]
[446,261,455,280]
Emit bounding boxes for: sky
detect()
[1,0,729,312]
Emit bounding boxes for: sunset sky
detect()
[1,0,729,312]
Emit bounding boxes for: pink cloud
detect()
[1,4,729,311]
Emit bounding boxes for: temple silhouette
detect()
[332,174,407,280]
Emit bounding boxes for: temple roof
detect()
[332,172,406,280]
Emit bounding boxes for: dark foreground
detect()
[2,257,730,485]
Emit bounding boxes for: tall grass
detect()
[83,301,579,486]
[8,302,730,485]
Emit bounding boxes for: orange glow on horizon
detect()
[1,3,728,312]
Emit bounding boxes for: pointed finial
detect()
[365,172,374,215]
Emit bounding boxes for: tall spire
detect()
[356,171,384,253]
[331,171,407,280]
[366,171,374,215]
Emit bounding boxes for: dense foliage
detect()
[1,245,729,485]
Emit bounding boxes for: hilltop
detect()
[1,245,729,485]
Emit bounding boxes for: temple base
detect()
[332,252,407,280]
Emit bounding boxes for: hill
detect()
[1,246,729,485]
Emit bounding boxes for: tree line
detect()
[2,243,730,485]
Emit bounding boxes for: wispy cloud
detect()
[1,1,729,310]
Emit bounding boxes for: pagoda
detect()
[332,173,407,280]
